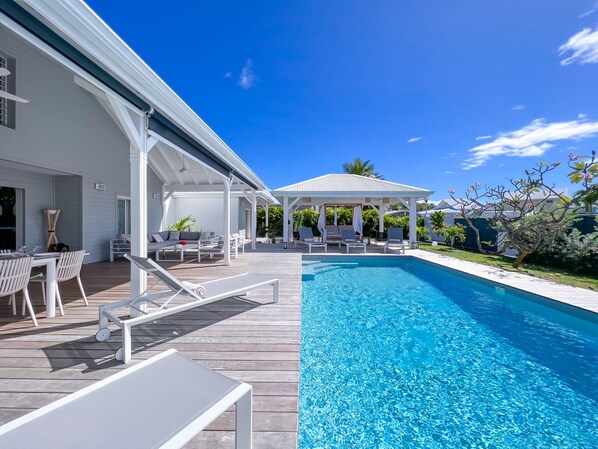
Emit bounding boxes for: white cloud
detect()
[580,1,598,18]
[238,59,258,90]
[407,137,423,143]
[512,104,525,111]
[224,72,232,79]
[559,28,598,65]
[444,171,454,174]
[463,116,598,170]
[475,135,493,141]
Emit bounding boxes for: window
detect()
[0,54,16,129]
[117,197,131,235]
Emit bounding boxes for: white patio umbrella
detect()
[317,205,327,241]
[353,206,363,236]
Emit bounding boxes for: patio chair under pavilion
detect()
[272,174,434,249]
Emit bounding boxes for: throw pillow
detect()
[151,233,164,243]
[169,231,180,240]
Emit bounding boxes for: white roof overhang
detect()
[272,174,434,204]
[5,0,267,190]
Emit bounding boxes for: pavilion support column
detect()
[334,207,338,226]
[408,198,417,249]
[223,178,232,265]
[289,207,294,243]
[265,204,269,229]
[283,197,289,248]
[377,205,384,236]
[251,190,257,250]
[130,145,148,297]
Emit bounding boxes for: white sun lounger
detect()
[0,349,252,449]
[96,255,279,363]
[295,227,327,253]
[341,230,366,253]
[384,227,406,254]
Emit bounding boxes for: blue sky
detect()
[86,0,598,200]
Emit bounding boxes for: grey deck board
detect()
[0,251,302,448]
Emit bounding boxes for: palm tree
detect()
[342,157,383,179]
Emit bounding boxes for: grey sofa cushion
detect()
[179,231,200,240]
[169,231,180,240]
[147,241,174,251]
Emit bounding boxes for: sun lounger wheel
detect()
[115,348,124,361]
[95,328,111,342]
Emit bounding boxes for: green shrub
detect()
[527,217,598,274]
[166,215,198,231]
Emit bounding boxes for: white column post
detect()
[377,204,384,235]
[130,145,148,296]
[224,178,232,265]
[408,198,417,249]
[265,204,269,228]
[283,197,289,248]
[334,207,338,225]
[289,207,294,243]
[251,190,257,250]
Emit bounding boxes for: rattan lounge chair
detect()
[0,349,253,449]
[96,255,279,363]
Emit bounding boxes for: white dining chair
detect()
[0,257,38,326]
[238,229,246,253]
[30,250,88,316]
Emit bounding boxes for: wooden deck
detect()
[0,251,302,448]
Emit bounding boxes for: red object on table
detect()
[179,241,187,245]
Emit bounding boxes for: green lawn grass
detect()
[419,242,598,291]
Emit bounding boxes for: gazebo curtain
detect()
[352,206,363,236]
[317,205,327,241]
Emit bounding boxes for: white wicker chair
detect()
[30,250,88,315]
[0,256,37,326]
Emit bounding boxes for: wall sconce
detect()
[153,193,160,199]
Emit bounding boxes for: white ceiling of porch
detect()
[148,143,225,187]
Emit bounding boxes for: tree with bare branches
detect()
[449,162,573,268]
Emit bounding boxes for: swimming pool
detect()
[299,257,598,448]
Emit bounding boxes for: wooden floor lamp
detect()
[44,209,60,250]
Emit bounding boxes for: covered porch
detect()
[0,1,271,306]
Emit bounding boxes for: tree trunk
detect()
[512,250,530,269]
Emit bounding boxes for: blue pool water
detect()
[299,258,598,448]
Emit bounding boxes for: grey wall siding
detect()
[54,176,82,251]
[147,169,163,232]
[0,27,163,262]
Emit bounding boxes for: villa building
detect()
[0,0,271,295]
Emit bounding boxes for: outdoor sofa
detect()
[110,231,215,261]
